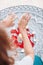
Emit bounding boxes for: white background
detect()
[0,0,43,10]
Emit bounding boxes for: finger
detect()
[21,13,31,22]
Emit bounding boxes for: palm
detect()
[2,13,17,27]
[18,13,31,30]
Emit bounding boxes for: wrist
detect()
[20,28,26,32]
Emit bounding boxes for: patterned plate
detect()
[0,5,43,61]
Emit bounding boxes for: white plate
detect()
[0,5,43,60]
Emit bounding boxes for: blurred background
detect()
[0,0,43,10]
[0,0,43,63]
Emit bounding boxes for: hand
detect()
[18,13,31,31]
[2,13,17,27]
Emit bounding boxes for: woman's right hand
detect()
[18,13,34,60]
[18,13,31,31]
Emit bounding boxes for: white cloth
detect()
[15,55,33,65]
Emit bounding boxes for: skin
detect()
[0,13,17,27]
[0,13,34,60]
[18,13,34,60]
